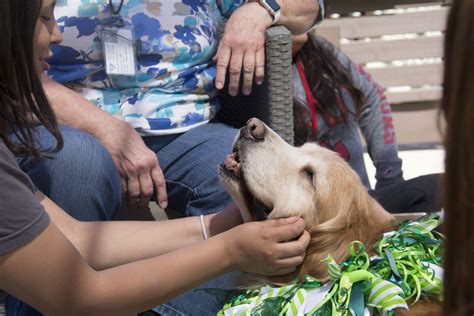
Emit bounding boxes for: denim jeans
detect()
[144,122,237,216]
[6,123,239,316]
[13,126,122,220]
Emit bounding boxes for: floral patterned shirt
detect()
[50,0,244,135]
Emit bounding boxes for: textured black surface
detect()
[217,26,294,145]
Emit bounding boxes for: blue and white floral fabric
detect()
[50,0,244,135]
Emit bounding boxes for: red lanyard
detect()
[295,57,318,133]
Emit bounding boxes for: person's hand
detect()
[98,121,168,209]
[214,2,273,96]
[225,217,310,276]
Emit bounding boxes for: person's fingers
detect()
[275,230,311,259]
[120,175,127,195]
[137,172,153,208]
[228,49,244,96]
[265,216,302,227]
[242,50,256,95]
[266,217,306,242]
[215,46,231,90]
[151,166,168,209]
[274,255,305,270]
[114,159,128,195]
[123,162,140,207]
[126,179,140,208]
[263,265,298,276]
[255,47,265,85]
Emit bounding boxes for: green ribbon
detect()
[218,212,444,316]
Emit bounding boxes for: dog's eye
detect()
[303,168,315,184]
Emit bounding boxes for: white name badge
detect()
[101,27,137,76]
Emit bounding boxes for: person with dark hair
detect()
[441,0,474,313]
[0,1,310,315]
[292,33,442,214]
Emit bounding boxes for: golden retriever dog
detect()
[218,118,441,315]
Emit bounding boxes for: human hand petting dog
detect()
[225,217,310,276]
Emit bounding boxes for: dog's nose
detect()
[241,117,265,141]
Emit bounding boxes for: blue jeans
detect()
[14,126,122,220]
[6,123,239,316]
[153,272,242,316]
[144,122,236,216]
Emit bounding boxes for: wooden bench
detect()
[315,2,448,107]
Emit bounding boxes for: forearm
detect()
[1,221,233,316]
[78,206,242,270]
[39,192,241,270]
[41,74,124,138]
[247,0,319,34]
[90,236,232,315]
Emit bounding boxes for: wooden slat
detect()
[320,7,448,39]
[386,86,442,104]
[326,0,447,14]
[368,63,443,88]
[342,36,444,64]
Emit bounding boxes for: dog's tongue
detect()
[223,153,241,176]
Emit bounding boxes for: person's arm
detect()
[215,0,319,96]
[247,0,321,34]
[37,191,244,270]
[0,214,308,316]
[335,44,404,189]
[41,74,167,209]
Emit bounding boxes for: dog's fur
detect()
[219,119,441,315]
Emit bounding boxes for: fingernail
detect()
[216,81,223,89]
[243,88,251,95]
[285,217,299,223]
[160,201,168,209]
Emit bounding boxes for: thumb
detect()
[267,216,301,227]
[268,217,306,242]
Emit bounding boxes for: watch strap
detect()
[257,0,281,25]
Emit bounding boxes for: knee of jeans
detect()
[57,130,122,218]
[187,180,233,216]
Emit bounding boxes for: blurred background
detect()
[315,0,449,187]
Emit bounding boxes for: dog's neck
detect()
[298,196,395,282]
[372,199,396,225]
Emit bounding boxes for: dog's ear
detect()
[299,187,389,281]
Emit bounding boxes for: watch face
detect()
[265,0,281,12]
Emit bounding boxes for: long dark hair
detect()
[0,0,62,159]
[442,0,474,314]
[296,34,364,122]
[293,34,365,145]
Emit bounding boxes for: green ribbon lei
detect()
[218,212,444,316]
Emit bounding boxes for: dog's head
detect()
[219,118,392,280]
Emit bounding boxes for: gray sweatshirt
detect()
[292,37,404,190]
